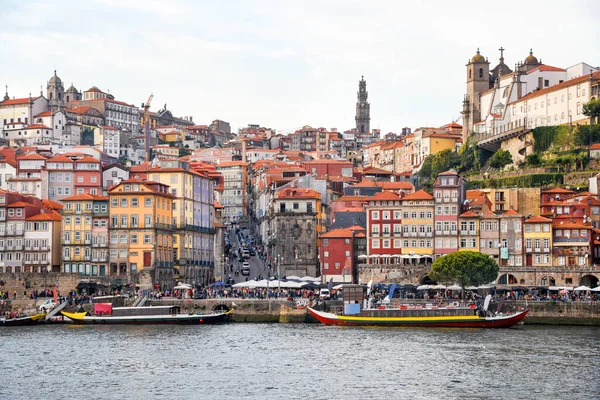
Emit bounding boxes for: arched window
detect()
[479,68,483,78]
[49,93,53,100]
[469,69,472,79]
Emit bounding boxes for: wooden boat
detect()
[0,313,46,327]
[62,304,232,325]
[308,306,528,328]
[308,285,528,328]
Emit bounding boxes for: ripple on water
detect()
[0,324,599,399]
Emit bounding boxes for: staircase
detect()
[131,295,147,307]
[44,301,68,320]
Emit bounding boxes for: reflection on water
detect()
[1,324,599,399]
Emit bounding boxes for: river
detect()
[1,324,599,399]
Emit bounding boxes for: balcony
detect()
[41,260,48,265]
[394,232,402,237]
[84,240,91,245]
[371,232,380,237]
[469,231,476,236]
[63,240,71,245]
[543,248,550,253]
[426,232,433,237]
[33,246,39,251]
[15,245,22,251]
[525,248,532,253]
[41,246,48,251]
[418,232,426,237]
[460,230,468,235]
[443,230,450,235]
[0,246,4,251]
[25,246,32,251]
[411,232,417,237]
[382,232,391,237]
[84,256,91,261]
[6,245,13,251]
[534,248,541,253]
[451,230,457,235]
[92,258,99,262]
[92,243,99,247]
[64,255,70,260]
[0,231,5,236]
[16,230,23,235]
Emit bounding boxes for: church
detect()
[461,48,599,161]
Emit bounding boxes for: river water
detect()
[1,323,599,399]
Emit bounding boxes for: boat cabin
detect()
[93,304,182,317]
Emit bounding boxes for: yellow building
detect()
[458,210,480,252]
[523,216,553,268]
[400,189,434,263]
[144,159,216,286]
[61,193,109,277]
[108,178,174,289]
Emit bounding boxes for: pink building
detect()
[74,156,102,195]
[433,170,466,257]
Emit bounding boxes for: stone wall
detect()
[0,273,82,297]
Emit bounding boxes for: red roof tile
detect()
[526,216,553,223]
[402,189,433,201]
[370,191,400,201]
[26,212,62,221]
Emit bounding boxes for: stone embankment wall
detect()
[514,300,600,325]
[0,273,81,297]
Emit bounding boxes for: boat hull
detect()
[61,310,232,325]
[308,307,528,328]
[0,313,46,327]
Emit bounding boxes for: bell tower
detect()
[47,70,65,112]
[463,49,490,140]
[355,76,370,134]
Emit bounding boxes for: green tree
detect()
[418,154,434,179]
[488,149,513,169]
[525,153,541,167]
[429,251,499,298]
[431,149,460,177]
[583,98,600,124]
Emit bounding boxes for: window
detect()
[372,239,380,248]
[120,198,128,208]
[293,202,299,210]
[131,234,138,244]
[144,234,152,244]
[145,197,152,207]
[131,198,138,207]
[323,239,328,246]
[382,211,390,220]
[111,198,118,208]
[371,211,380,220]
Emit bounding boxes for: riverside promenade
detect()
[147,298,600,325]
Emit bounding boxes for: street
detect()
[225,226,267,284]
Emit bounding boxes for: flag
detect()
[327,278,333,292]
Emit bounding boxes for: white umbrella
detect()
[447,284,463,291]
[232,280,257,288]
[431,284,446,290]
[465,286,478,290]
[286,275,301,280]
[591,286,600,292]
[173,285,191,290]
[357,254,368,260]
[574,285,591,291]
[300,276,319,281]
[332,284,345,290]
[477,285,493,290]
[417,285,431,290]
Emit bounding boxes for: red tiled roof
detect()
[62,193,107,201]
[26,212,62,221]
[0,96,41,105]
[502,209,521,216]
[46,155,74,163]
[514,71,600,104]
[276,188,321,199]
[320,228,355,239]
[590,143,600,150]
[526,216,553,223]
[7,201,39,208]
[26,124,51,130]
[34,111,53,117]
[402,189,433,201]
[214,201,224,209]
[370,191,400,201]
[379,181,415,191]
[17,153,47,161]
[526,65,566,74]
[460,210,479,217]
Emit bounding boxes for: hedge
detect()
[467,173,564,189]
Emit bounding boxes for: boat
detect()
[308,285,528,328]
[0,313,46,327]
[61,304,232,325]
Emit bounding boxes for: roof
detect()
[590,143,600,150]
[402,189,433,201]
[17,153,47,161]
[34,111,53,117]
[26,124,52,130]
[276,188,321,200]
[62,193,108,201]
[502,209,521,216]
[7,201,40,208]
[378,181,415,191]
[370,191,400,201]
[46,155,74,163]
[552,220,592,229]
[459,210,479,218]
[26,212,62,221]
[74,157,100,163]
[542,187,575,194]
[526,216,553,223]
[319,228,355,239]
[514,71,600,103]
[0,96,41,105]
[213,201,224,209]
[526,65,566,73]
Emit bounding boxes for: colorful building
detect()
[433,170,466,257]
[400,189,434,263]
[61,193,109,277]
[319,226,366,283]
[108,178,175,289]
[365,191,402,264]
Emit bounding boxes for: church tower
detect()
[462,49,490,141]
[47,70,65,112]
[355,76,370,134]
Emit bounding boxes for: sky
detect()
[1,0,599,134]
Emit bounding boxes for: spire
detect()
[3,84,8,102]
[499,46,505,62]
[40,85,43,96]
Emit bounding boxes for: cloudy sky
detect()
[1,0,598,133]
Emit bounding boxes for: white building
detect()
[94,126,120,158]
[102,163,129,191]
[245,148,279,163]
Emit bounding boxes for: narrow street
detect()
[225,225,267,284]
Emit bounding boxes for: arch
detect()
[498,274,517,284]
[540,276,556,286]
[579,274,598,288]
[419,274,436,285]
[479,68,483,78]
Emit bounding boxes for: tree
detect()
[431,149,460,177]
[429,251,499,297]
[525,153,541,167]
[488,149,513,169]
[418,154,434,179]
[583,98,600,125]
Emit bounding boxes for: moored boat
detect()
[0,313,46,327]
[308,285,528,329]
[62,304,232,325]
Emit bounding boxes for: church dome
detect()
[471,49,486,63]
[524,49,539,65]
[66,84,79,93]
[48,70,62,85]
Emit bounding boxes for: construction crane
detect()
[141,94,154,162]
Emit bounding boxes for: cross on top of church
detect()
[499,47,505,61]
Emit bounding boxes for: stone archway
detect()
[579,274,599,288]
[498,274,517,285]
[419,274,436,285]
[540,276,556,286]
